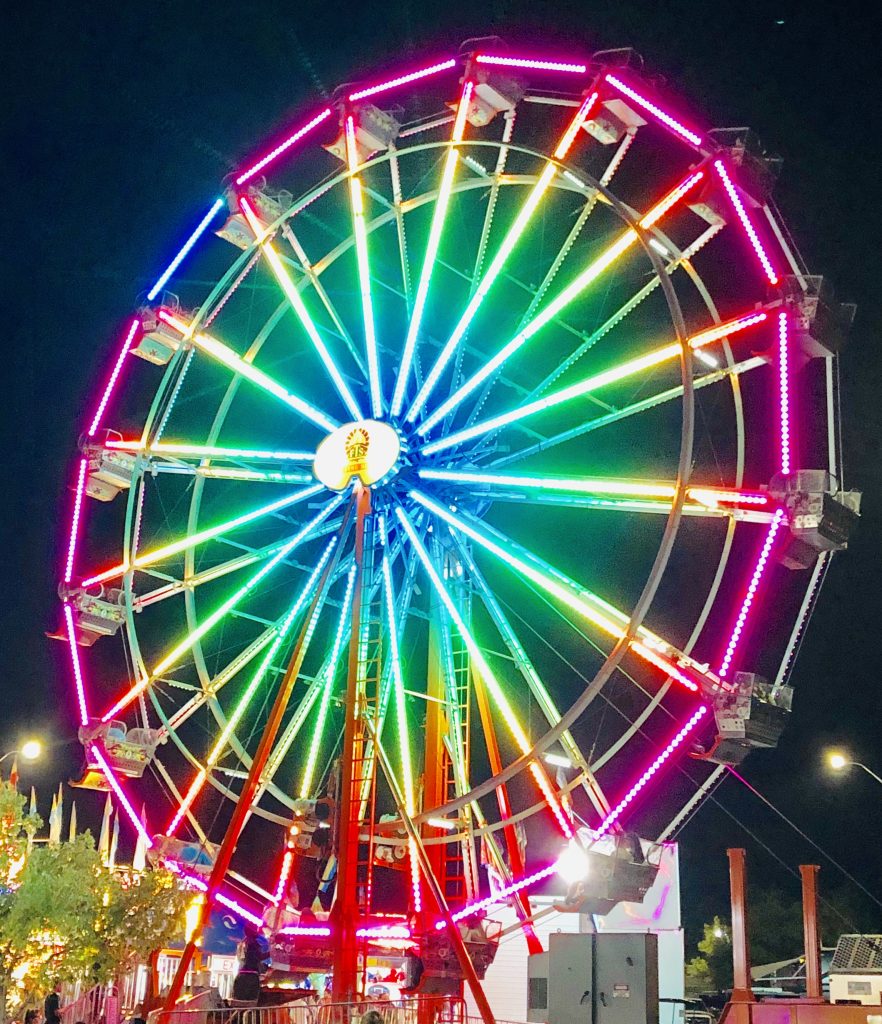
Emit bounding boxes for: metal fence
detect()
[147,996,472,1024]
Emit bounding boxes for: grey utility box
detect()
[528,933,659,1024]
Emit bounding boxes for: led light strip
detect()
[418,171,706,435]
[391,79,474,417]
[279,925,332,936]
[713,160,780,285]
[235,108,333,186]
[158,311,337,432]
[605,73,703,147]
[407,93,599,423]
[90,745,154,848]
[778,311,792,474]
[81,484,323,587]
[239,197,364,420]
[396,506,574,838]
[272,848,295,905]
[344,116,383,417]
[105,440,314,462]
[64,603,89,726]
[163,861,265,927]
[64,459,88,583]
[718,509,786,678]
[348,58,457,101]
[147,198,225,301]
[412,491,701,693]
[87,319,141,437]
[476,54,587,73]
[421,308,764,457]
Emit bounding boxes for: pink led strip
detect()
[235,108,333,186]
[590,705,709,838]
[164,861,265,927]
[438,706,709,927]
[713,160,780,285]
[273,849,295,905]
[90,745,154,849]
[279,925,332,937]
[357,925,411,939]
[778,311,792,474]
[64,458,88,583]
[605,73,703,147]
[64,604,89,726]
[476,54,587,73]
[718,508,786,678]
[348,58,457,101]
[87,319,140,437]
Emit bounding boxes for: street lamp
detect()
[826,750,882,786]
[0,740,42,765]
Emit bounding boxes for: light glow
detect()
[418,171,706,435]
[778,311,792,474]
[90,745,154,848]
[158,311,337,432]
[345,116,384,417]
[718,509,786,678]
[556,840,591,884]
[407,94,599,423]
[348,59,457,101]
[81,484,323,586]
[235,108,333,186]
[147,199,224,300]
[828,752,849,771]
[713,160,779,285]
[391,80,474,417]
[239,197,363,420]
[64,459,88,583]
[87,319,140,436]
[605,74,703,147]
[476,54,587,73]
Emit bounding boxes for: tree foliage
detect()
[0,782,189,1022]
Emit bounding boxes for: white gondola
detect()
[79,718,160,777]
[555,833,663,915]
[150,834,219,875]
[60,584,126,645]
[215,184,292,249]
[694,671,793,765]
[131,305,185,365]
[771,470,861,569]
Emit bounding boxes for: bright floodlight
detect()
[20,740,42,762]
[556,842,591,885]
[828,751,849,771]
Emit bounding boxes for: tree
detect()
[0,782,190,1023]
[686,916,733,994]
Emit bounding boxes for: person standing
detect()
[43,983,62,1024]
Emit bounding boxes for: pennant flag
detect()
[27,787,37,854]
[132,804,148,873]
[109,811,119,871]
[68,801,78,843]
[48,794,61,846]
[98,793,113,864]
[9,757,19,790]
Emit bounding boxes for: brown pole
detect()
[800,864,823,1001]
[727,848,755,1003]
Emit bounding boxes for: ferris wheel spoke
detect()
[167,537,341,835]
[235,198,364,420]
[420,309,769,458]
[450,531,611,818]
[490,355,766,469]
[99,495,345,723]
[388,144,413,314]
[395,504,575,839]
[406,92,600,424]
[105,440,315,463]
[416,168,708,437]
[391,77,475,417]
[411,490,715,695]
[338,115,385,416]
[524,223,724,403]
[280,220,368,378]
[156,311,338,433]
[420,468,776,523]
[81,483,325,587]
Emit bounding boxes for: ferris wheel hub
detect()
[313,418,401,492]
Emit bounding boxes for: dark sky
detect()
[3,0,882,950]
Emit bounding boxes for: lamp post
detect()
[0,740,42,765]
[827,750,882,786]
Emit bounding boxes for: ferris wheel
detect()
[58,41,859,1009]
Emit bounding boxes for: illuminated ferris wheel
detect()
[58,41,858,1008]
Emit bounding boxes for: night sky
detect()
[4,0,882,951]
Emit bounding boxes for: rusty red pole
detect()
[727,848,755,1003]
[800,864,824,1001]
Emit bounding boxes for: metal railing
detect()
[147,995,472,1024]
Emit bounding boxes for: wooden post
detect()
[727,848,755,1003]
[800,864,824,1001]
